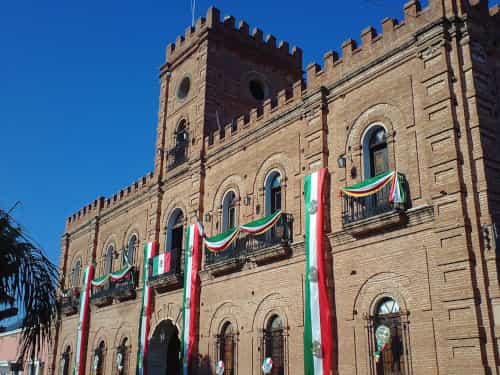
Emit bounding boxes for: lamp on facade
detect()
[204,212,211,223]
[337,155,347,168]
[243,195,251,206]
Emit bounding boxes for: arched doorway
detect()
[148,320,181,375]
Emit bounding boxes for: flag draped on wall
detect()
[136,242,157,375]
[181,223,203,375]
[73,265,94,375]
[303,168,333,375]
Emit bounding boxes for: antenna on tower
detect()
[215,110,222,132]
[191,0,196,27]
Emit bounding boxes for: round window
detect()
[177,76,191,100]
[249,79,266,101]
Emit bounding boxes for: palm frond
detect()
[0,210,59,361]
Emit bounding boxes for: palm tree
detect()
[0,208,59,363]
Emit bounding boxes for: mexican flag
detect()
[73,265,94,375]
[181,223,203,375]
[303,168,332,375]
[136,242,157,375]
[152,252,171,277]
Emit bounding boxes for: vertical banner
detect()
[136,241,158,375]
[303,168,333,375]
[181,223,203,375]
[73,264,94,375]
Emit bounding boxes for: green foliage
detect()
[0,209,59,361]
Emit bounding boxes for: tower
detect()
[153,7,303,180]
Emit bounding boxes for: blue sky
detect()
[3,0,485,265]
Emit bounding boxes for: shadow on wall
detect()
[192,354,213,375]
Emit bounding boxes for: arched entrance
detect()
[148,320,181,375]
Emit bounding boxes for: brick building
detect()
[49,0,500,374]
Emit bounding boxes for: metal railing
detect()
[205,213,293,266]
[59,288,80,314]
[148,248,183,283]
[90,269,138,300]
[167,143,188,171]
[341,175,408,225]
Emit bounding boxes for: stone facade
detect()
[50,1,500,374]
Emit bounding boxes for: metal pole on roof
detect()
[191,0,196,27]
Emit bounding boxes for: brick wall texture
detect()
[50,1,500,374]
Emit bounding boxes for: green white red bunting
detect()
[73,265,94,375]
[151,252,171,277]
[136,242,157,375]
[204,227,239,252]
[204,210,282,252]
[340,170,406,204]
[240,210,282,234]
[181,223,203,375]
[304,168,332,375]
[91,250,133,287]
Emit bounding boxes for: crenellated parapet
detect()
[305,0,497,90]
[66,171,155,231]
[204,79,306,151]
[165,7,302,68]
[305,0,428,90]
[66,197,104,231]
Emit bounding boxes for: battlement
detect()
[204,79,306,151]
[305,0,497,90]
[66,171,155,230]
[304,0,429,90]
[66,197,104,229]
[165,7,302,66]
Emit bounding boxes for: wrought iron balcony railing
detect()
[341,174,409,225]
[90,268,138,306]
[59,287,80,316]
[167,143,188,171]
[149,248,183,291]
[205,213,293,270]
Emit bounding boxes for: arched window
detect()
[219,322,235,375]
[71,259,81,288]
[59,346,71,375]
[104,245,114,275]
[127,235,137,265]
[265,171,282,215]
[116,337,128,375]
[264,315,285,375]
[166,209,184,251]
[165,209,184,273]
[373,297,406,375]
[362,125,388,178]
[169,120,188,168]
[222,191,237,232]
[93,341,106,375]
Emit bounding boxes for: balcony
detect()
[341,173,409,236]
[149,249,183,292]
[167,143,188,171]
[205,213,293,276]
[59,288,80,316]
[90,269,138,307]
